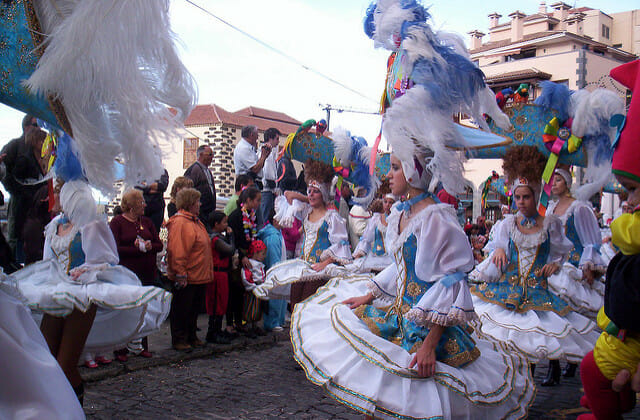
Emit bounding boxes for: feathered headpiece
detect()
[364,0,511,195]
[533,81,625,204]
[331,126,379,206]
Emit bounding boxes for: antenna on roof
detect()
[318,103,379,130]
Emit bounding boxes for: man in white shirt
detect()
[259,128,281,226]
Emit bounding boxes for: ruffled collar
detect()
[385,203,456,254]
[507,214,557,249]
[303,207,333,228]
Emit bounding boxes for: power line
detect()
[183,0,378,104]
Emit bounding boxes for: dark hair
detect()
[235,174,253,192]
[239,186,260,205]
[113,205,123,216]
[209,210,227,227]
[22,114,35,130]
[264,127,281,142]
[241,125,257,138]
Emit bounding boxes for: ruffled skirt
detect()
[471,294,598,363]
[0,283,84,420]
[292,276,536,419]
[548,263,604,319]
[10,259,172,353]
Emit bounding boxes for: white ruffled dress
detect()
[546,200,606,318]
[291,204,535,419]
[0,281,84,419]
[255,198,352,299]
[470,215,598,363]
[11,215,172,353]
[346,212,393,273]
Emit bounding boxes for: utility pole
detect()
[318,103,379,130]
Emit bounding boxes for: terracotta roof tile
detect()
[183,104,302,134]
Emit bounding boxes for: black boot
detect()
[541,360,561,386]
[205,315,217,343]
[213,316,231,344]
[73,382,85,407]
[562,362,578,378]
[530,363,536,377]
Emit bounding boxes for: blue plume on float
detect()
[349,135,371,190]
[55,132,85,182]
[363,3,377,39]
[534,81,572,123]
[583,133,613,163]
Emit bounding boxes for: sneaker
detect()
[95,356,112,365]
[272,326,284,332]
[84,359,98,369]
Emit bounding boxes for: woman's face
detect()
[246,194,261,211]
[383,197,395,214]
[387,155,408,196]
[514,186,537,217]
[551,174,568,196]
[617,174,640,209]
[308,187,325,208]
[130,196,146,217]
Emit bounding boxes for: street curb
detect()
[81,331,287,383]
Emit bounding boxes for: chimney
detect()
[468,30,485,50]
[551,2,571,29]
[488,12,502,29]
[509,11,526,42]
[538,1,547,14]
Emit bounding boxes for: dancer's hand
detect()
[69,267,88,281]
[582,268,596,285]
[491,248,507,269]
[410,342,437,377]
[342,293,373,309]
[541,262,560,277]
[311,258,332,272]
[242,256,252,270]
[352,251,365,259]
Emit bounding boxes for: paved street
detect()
[83,328,640,420]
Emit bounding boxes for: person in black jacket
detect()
[137,169,169,232]
[184,145,216,229]
[226,186,261,334]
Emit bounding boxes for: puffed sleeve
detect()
[483,216,510,254]
[320,210,352,265]
[80,219,119,266]
[274,195,308,228]
[353,214,378,256]
[547,216,573,264]
[406,207,477,327]
[573,203,607,270]
[367,263,399,304]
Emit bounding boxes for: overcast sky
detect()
[0,0,637,170]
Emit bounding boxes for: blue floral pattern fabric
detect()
[565,214,584,268]
[371,227,386,256]
[302,220,330,264]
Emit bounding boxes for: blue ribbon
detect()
[395,192,440,212]
[440,271,467,288]
[610,114,626,152]
[519,212,538,227]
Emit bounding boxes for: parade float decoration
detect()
[0,0,196,191]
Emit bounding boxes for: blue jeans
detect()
[264,299,287,330]
[258,190,275,228]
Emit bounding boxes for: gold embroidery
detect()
[442,347,481,368]
[508,293,520,299]
[444,339,460,355]
[484,290,495,298]
[478,283,488,291]
[509,275,519,285]
[534,268,542,278]
[527,277,537,287]
[406,282,421,298]
[571,253,580,262]
[409,340,423,354]
[540,279,548,289]
[401,304,411,314]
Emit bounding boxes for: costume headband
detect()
[554,168,572,189]
[307,180,331,204]
[384,193,397,201]
[511,177,540,201]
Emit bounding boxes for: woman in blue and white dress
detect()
[10,181,171,404]
[469,147,598,387]
[290,154,535,419]
[547,168,606,320]
[258,160,352,305]
[349,194,396,273]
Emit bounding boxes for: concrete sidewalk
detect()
[80,314,288,383]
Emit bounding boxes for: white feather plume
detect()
[26,0,197,195]
[571,89,624,139]
[331,126,353,166]
[370,0,415,50]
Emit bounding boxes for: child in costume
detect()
[241,239,268,337]
[578,59,640,420]
[469,146,598,387]
[350,194,396,273]
[205,211,235,344]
